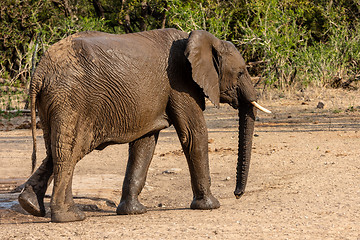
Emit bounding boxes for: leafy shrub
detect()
[1,0,359,105]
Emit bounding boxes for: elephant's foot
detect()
[51,205,86,223]
[18,184,45,217]
[116,199,147,215]
[190,195,220,210]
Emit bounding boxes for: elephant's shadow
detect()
[14,194,189,220]
[72,195,188,213]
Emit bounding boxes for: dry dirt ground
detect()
[0,88,359,239]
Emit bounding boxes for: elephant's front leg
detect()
[169,102,220,210]
[116,132,159,215]
[181,127,220,210]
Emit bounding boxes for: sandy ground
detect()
[0,88,359,239]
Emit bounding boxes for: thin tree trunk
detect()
[62,0,73,18]
[161,1,169,29]
[121,0,132,33]
[51,0,73,18]
[140,1,148,31]
[92,0,105,19]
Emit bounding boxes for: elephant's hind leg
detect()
[50,131,88,222]
[116,132,159,215]
[18,125,54,217]
[18,155,53,217]
[51,149,86,222]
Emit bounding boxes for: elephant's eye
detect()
[237,71,244,79]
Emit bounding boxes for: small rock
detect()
[106,200,117,208]
[162,168,182,174]
[225,176,231,181]
[254,134,259,137]
[15,121,31,129]
[80,204,100,211]
[208,138,214,144]
[317,102,325,109]
[144,185,154,191]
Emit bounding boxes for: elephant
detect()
[18,28,271,223]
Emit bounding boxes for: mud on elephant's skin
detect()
[18,28,271,222]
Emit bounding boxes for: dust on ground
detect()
[0,88,359,239]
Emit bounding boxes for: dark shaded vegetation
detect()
[1,0,359,111]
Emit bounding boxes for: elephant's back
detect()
[35,29,188,83]
[34,30,178,144]
[34,29,176,100]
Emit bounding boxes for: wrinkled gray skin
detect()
[18,29,257,223]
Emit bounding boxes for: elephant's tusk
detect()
[251,101,272,114]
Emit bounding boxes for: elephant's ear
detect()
[185,30,222,108]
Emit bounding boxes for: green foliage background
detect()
[1,0,360,110]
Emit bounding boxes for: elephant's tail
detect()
[30,90,37,173]
[29,73,42,174]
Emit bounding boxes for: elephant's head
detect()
[185,30,271,198]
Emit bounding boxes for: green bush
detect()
[232,0,360,88]
[0,0,111,111]
[1,0,359,104]
[167,0,234,39]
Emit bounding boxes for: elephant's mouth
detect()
[220,87,271,114]
[220,87,239,109]
[226,97,239,109]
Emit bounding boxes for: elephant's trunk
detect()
[234,103,256,199]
